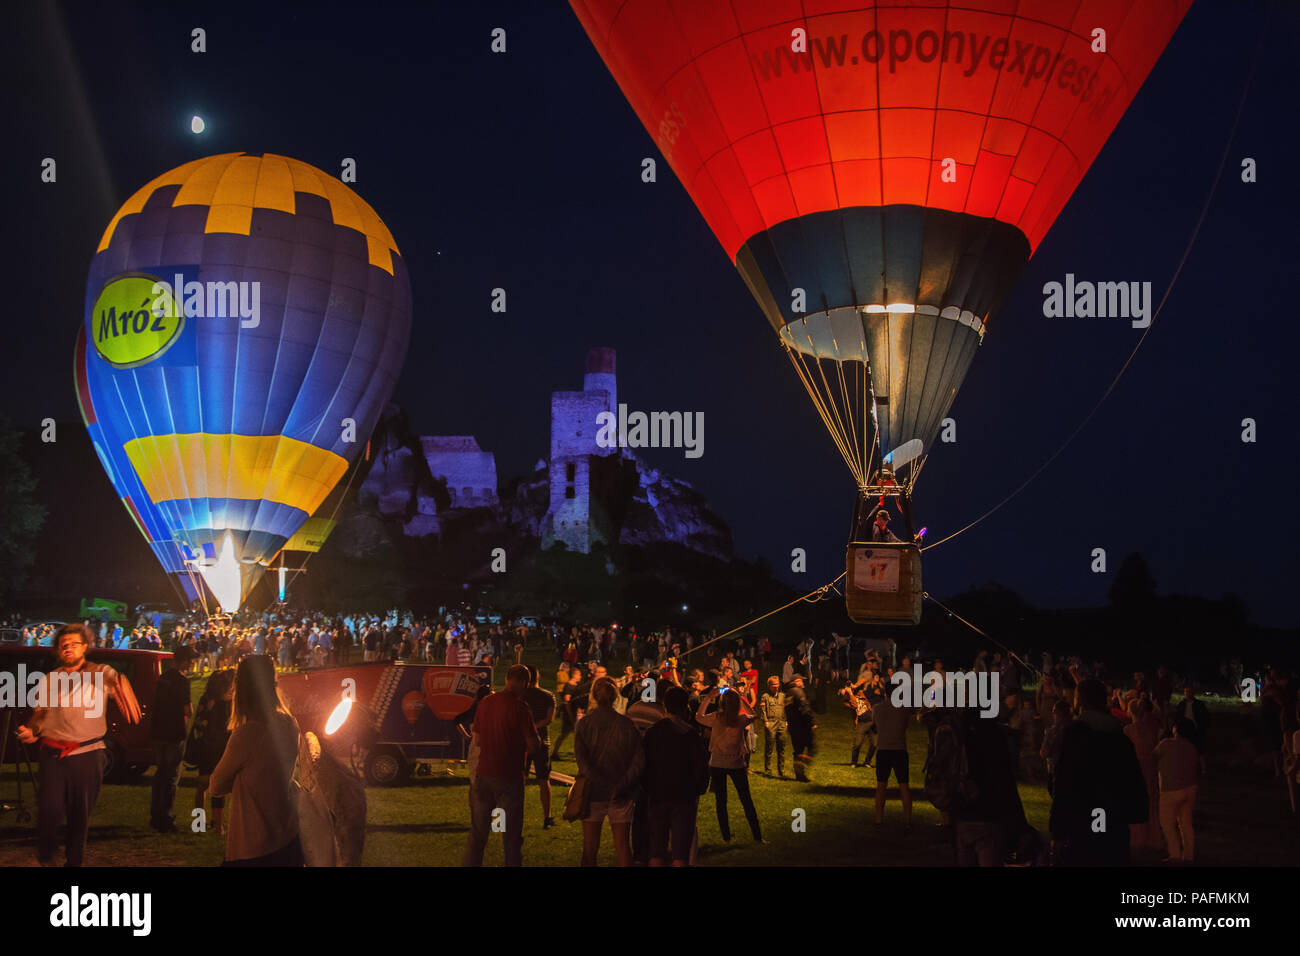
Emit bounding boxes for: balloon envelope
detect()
[76,153,412,609]
[572,0,1191,486]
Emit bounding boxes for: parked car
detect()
[0,645,175,782]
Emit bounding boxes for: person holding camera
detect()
[841,682,876,769]
[696,686,765,844]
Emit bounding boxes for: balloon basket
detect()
[845,542,922,626]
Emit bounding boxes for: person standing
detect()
[696,688,765,844]
[949,709,1027,866]
[760,677,789,777]
[843,683,876,768]
[785,674,816,781]
[551,668,583,760]
[1124,697,1163,849]
[210,656,304,866]
[1178,685,1210,762]
[17,624,141,866]
[191,668,236,835]
[863,671,914,828]
[642,686,709,866]
[524,665,557,829]
[1049,679,1149,866]
[462,665,539,866]
[575,677,644,866]
[149,647,193,832]
[1154,718,1201,862]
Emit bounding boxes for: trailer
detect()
[277,661,492,786]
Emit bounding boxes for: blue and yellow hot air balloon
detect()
[74,153,412,612]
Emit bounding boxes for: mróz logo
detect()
[90,274,186,368]
[91,271,261,368]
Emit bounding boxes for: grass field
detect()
[1,647,1295,867]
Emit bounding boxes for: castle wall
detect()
[421,436,498,508]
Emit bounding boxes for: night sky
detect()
[6,0,1297,625]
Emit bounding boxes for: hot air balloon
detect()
[401,691,426,728]
[572,0,1190,623]
[75,153,412,613]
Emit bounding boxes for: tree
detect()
[1110,552,1157,609]
[0,416,47,605]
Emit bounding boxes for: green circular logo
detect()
[90,274,185,368]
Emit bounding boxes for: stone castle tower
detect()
[543,347,621,553]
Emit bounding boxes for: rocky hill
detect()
[346,404,732,562]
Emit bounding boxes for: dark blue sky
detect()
[7,0,1297,625]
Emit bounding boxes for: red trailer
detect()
[277,661,492,786]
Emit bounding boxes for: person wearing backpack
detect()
[642,686,709,865]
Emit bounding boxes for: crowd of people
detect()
[8,606,1297,869]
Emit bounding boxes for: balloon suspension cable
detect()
[784,342,872,491]
[922,591,1038,679]
[921,29,1264,557]
[680,572,846,661]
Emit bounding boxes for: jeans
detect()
[150,740,185,827]
[764,725,787,774]
[37,748,106,867]
[710,767,762,841]
[462,774,525,866]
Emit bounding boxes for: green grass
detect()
[2,646,1295,866]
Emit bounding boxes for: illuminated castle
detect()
[542,347,622,554]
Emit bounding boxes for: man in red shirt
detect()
[462,665,539,866]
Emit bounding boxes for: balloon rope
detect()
[921,31,1263,556]
[785,345,866,489]
[921,591,1038,678]
[680,571,846,660]
[834,357,860,484]
[811,348,861,484]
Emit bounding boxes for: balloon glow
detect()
[75,153,412,611]
[198,531,242,613]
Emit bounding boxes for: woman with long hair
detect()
[210,655,303,866]
[1124,696,1163,849]
[696,687,765,845]
[191,668,236,835]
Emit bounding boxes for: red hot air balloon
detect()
[401,690,426,728]
[572,0,1191,623]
